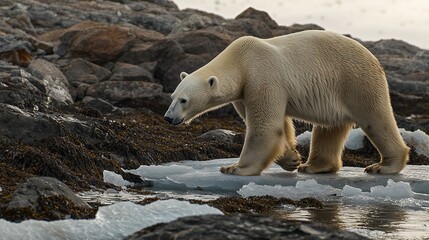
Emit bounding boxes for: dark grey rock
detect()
[171,13,221,33]
[27,58,73,104]
[85,81,163,103]
[62,58,111,85]
[125,214,368,240]
[109,62,153,82]
[235,7,278,29]
[198,129,237,144]
[0,103,107,144]
[82,96,117,114]
[130,13,180,35]
[7,177,90,211]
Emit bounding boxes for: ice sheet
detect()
[128,158,429,194]
[0,199,222,240]
[127,158,429,209]
[103,170,133,187]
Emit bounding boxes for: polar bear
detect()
[164,30,409,176]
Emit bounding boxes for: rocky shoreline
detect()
[0,0,428,238]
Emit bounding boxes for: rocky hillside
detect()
[0,0,428,222]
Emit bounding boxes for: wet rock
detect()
[5,177,94,222]
[62,58,111,85]
[85,81,163,103]
[109,62,154,82]
[27,58,73,104]
[126,214,367,240]
[198,129,237,144]
[0,103,106,144]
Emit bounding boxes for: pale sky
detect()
[175,0,429,49]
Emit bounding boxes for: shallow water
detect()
[93,159,429,239]
[80,188,429,239]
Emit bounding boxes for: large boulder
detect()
[0,103,107,144]
[126,214,368,240]
[5,177,94,222]
[27,58,73,104]
[61,58,111,86]
[56,21,164,63]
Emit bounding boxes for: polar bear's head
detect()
[164,72,220,125]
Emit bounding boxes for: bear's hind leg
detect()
[358,118,409,174]
[276,117,301,171]
[298,124,352,174]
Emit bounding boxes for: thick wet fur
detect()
[165,30,409,176]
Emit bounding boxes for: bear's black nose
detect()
[164,116,173,124]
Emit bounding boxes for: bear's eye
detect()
[180,99,187,104]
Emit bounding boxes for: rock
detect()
[156,53,206,92]
[172,13,222,33]
[235,7,278,29]
[5,177,94,222]
[130,13,180,35]
[85,81,163,103]
[0,35,34,67]
[7,177,90,210]
[27,58,73,104]
[110,62,154,82]
[56,21,163,63]
[198,129,237,144]
[0,103,107,144]
[364,39,429,96]
[223,18,273,38]
[387,73,429,96]
[125,214,368,240]
[154,30,232,92]
[395,114,429,133]
[6,13,35,34]
[62,58,111,85]
[82,96,118,114]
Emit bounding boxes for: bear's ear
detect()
[208,76,218,88]
[180,72,188,80]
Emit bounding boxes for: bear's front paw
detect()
[364,163,403,174]
[220,164,261,176]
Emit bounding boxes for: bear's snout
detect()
[164,116,173,124]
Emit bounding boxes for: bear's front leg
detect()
[220,105,286,176]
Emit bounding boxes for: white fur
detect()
[164,30,409,175]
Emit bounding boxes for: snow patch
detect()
[345,128,365,150]
[296,127,429,157]
[400,129,429,156]
[0,199,222,240]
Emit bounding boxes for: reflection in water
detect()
[275,202,429,239]
[359,205,407,233]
